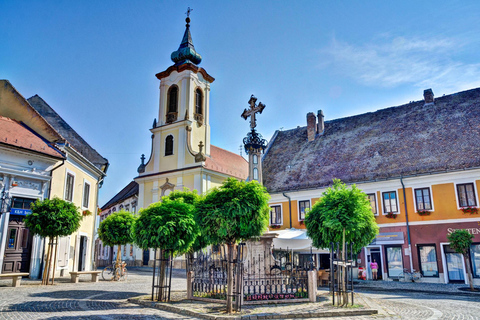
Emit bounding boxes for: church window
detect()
[167,86,178,113]
[165,135,174,156]
[253,154,258,164]
[195,88,203,115]
[253,168,259,180]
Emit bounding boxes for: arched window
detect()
[253,168,259,180]
[168,86,178,113]
[253,154,258,164]
[195,88,203,115]
[165,135,174,156]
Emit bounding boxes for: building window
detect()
[195,88,203,115]
[83,182,90,208]
[367,193,377,215]
[270,205,282,225]
[253,154,258,164]
[253,168,258,180]
[414,188,432,211]
[167,86,178,113]
[457,183,477,207]
[65,173,74,202]
[385,246,403,278]
[299,200,310,221]
[382,191,398,213]
[470,244,480,278]
[417,244,439,277]
[165,135,174,156]
[12,197,35,209]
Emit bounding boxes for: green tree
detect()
[305,179,378,306]
[24,197,82,285]
[98,210,136,279]
[197,178,270,313]
[448,229,475,291]
[133,195,198,300]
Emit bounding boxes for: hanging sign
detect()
[10,208,31,216]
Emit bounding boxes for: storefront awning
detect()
[370,232,405,245]
[267,228,329,253]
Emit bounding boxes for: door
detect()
[78,236,87,271]
[371,251,383,280]
[2,216,32,273]
[444,245,465,283]
[143,249,150,266]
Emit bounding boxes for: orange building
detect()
[262,87,480,284]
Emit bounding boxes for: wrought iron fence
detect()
[330,242,355,306]
[151,249,173,302]
[191,247,230,301]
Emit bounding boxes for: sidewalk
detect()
[129,291,378,320]
[354,279,480,296]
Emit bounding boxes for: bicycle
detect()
[398,268,422,282]
[102,261,128,281]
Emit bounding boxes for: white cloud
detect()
[320,35,480,92]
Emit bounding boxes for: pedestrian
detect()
[370,259,378,280]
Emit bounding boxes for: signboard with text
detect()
[10,208,32,216]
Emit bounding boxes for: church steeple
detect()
[171,8,202,66]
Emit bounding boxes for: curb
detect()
[128,297,378,319]
[354,286,480,297]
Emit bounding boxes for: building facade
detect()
[262,88,480,285]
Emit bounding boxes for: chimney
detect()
[424,88,434,105]
[317,110,324,135]
[307,112,316,142]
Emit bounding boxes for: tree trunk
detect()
[51,237,58,285]
[46,239,54,285]
[158,249,167,301]
[116,244,121,280]
[464,253,475,291]
[226,243,234,314]
[42,240,51,285]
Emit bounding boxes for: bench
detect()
[69,271,102,283]
[0,272,29,287]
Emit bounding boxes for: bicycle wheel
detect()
[102,266,115,281]
[398,271,407,282]
[120,268,128,281]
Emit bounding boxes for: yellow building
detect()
[0,80,108,278]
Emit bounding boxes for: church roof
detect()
[205,145,249,180]
[171,16,202,66]
[101,180,138,210]
[0,116,65,159]
[28,95,109,171]
[262,87,480,193]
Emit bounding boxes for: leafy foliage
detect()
[448,229,474,255]
[98,210,136,247]
[305,179,378,253]
[24,197,82,238]
[133,198,198,253]
[197,178,270,245]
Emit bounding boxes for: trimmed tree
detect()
[24,197,82,285]
[133,195,199,300]
[448,229,475,291]
[98,210,136,279]
[197,178,270,313]
[305,179,379,306]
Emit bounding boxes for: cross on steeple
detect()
[241,95,266,129]
[186,7,193,18]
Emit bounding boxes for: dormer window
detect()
[165,135,174,156]
[167,86,178,123]
[194,88,203,125]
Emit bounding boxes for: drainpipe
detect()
[282,193,292,229]
[400,177,414,272]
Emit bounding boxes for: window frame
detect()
[456,182,478,208]
[417,244,439,277]
[64,170,75,202]
[269,205,282,226]
[470,242,480,278]
[11,197,36,210]
[414,187,433,212]
[298,200,310,221]
[384,245,404,278]
[195,88,203,115]
[382,191,399,214]
[253,168,259,180]
[167,85,178,114]
[366,193,378,216]
[82,181,91,209]
[165,134,174,156]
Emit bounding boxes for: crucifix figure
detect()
[241,95,266,129]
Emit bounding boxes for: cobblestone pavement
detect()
[2,269,480,319]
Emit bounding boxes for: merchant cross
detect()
[241,95,266,129]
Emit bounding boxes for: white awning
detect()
[267,228,329,253]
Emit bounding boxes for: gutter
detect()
[400,177,414,272]
[282,193,292,228]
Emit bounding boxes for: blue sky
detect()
[2,1,480,206]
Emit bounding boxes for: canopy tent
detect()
[267,228,329,253]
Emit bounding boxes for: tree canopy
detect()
[133,197,198,253]
[305,179,378,253]
[448,229,474,255]
[25,197,82,238]
[98,210,136,247]
[197,178,270,245]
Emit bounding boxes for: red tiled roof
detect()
[0,116,65,158]
[204,145,248,180]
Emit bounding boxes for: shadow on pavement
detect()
[30,290,146,300]
[2,299,137,313]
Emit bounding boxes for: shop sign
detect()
[447,228,480,235]
[10,208,31,216]
[370,232,405,245]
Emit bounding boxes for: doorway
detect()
[2,216,32,273]
[78,236,87,271]
[143,249,150,266]
[371,251,383,280]
[444,245,465,283]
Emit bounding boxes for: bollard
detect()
[308,270,317,302]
